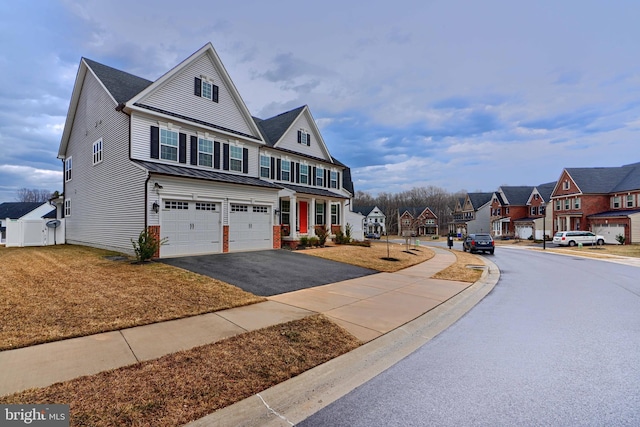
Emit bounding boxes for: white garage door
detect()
[593,225,625,244]
[515,225,533,239]
[160,200,221,257]
[229,204,272,251]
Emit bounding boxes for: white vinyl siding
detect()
[63,70,146,254]
[138,53,257,139]
[278,113,331,161]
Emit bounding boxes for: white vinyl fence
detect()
[5,218,65,247]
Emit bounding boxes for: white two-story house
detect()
[58,43,354,257]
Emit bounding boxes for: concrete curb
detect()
[186,256,500,427]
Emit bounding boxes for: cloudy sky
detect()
[1,0,639,202]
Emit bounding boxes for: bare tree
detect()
[15,188,53,203]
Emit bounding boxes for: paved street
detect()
[300,247,640,426]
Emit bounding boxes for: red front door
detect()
[299,201,308,233]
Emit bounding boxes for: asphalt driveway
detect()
[160,250,377,297]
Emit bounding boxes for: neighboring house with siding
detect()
[58,43,354,257]
[352,205,386,236]
[450,193,493,236]
[550,162,640,244]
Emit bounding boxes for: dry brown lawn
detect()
[535,244,640,259]
[433,250,484,282]
[300,241,435,272]
[0,245,264,350]
[0,315,359,427]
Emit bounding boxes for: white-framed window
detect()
[160,128,178,161]
[198,138,213,167]
[612,196,621,208]
[627,195,635,208]
[556,200,561,211]
[331,204,339,225]
[231,204,248,212]
[300,164,309,184]
[534,194,539,200]
[564,199,570,210]
[230,145,243,172]
[64,199,71,216]
[531,206,538,215]
[92,139,103,165]
[574,198,581,209]
[299,129,310,146]
[281,160,290,181]
[563,180,570,190]
[280,199,290,225]
[202,80,213,100]
[316,167,324,186]
[330,171,338,188]
[316,203,325,225]
[260,155,270,178]
[64,157,72,182]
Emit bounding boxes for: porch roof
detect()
[278,182,349,199]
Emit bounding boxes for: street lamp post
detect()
[541,201,546,250]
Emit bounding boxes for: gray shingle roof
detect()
[0,202,53,219]
[536,181,557,201]
[83,58,153,104]
[353,205,376,216]
[588,208,640,218]
[277,183,349,199]
[133,160,281,190]
[565,162,640,194]
[500,186,534,205]
[467,193,493,209]
[253,106,306,146]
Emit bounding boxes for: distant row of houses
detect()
[450,162,640,244]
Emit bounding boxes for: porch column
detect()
[340,199,346,233]
[289,195,297,239]
[309,197,316,236]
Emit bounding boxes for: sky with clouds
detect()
[1,0,640,202]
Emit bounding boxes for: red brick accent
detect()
[223,225,229,253]
[148,225,161,258]
[273,225,281,249]
[331,225,341,235]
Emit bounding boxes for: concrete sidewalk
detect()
[0,246,472,398]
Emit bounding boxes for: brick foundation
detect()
[223,225,229,253]
[273,225,281,249]
[148,225,161,259]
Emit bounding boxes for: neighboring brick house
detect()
[398,207,438,237]
[490,186,534,238]
[517,181,556,240]
[551,162,640,244]
[449,193,493,236]
[353,205,386,235]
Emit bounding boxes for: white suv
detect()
[552,231,605,247]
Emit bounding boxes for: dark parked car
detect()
[365,232,381,239]
[462,233,495,254]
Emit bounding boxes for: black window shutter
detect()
[178,133,187,164]
[312,166,317,186]
[325,169,329,188]
[291,163,296,183]
[194,77,201,97]
[295,162,300,183]
[297,130,301,144]
[337,172,341,189]
[223,143,229,170]
[212,85,219,103]
[276,159,281,180]
[190,136,198,165]
[270,157,276,179]
[214,141,220,169]
[150,126,159,159]
[307,134,311,146]
[242,148,249,174]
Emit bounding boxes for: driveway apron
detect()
[160,250,377,296]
